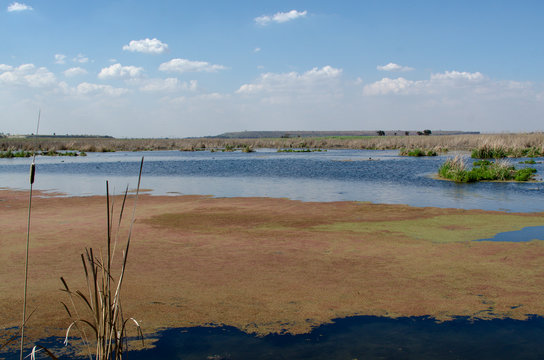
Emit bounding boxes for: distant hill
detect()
[209,130,480,139]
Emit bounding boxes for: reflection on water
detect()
[127,316,544,360]
[477,226,544,242]
[1,150,543,212]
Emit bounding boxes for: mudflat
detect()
[1,189,544,343]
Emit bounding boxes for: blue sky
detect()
[1,0,543,137]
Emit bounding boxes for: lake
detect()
[1,149,543,212]
[2,149,544,359]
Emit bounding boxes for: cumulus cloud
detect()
[122,38,169,54]
[75,82,128,97]
[362,70,522,98]
[98,63,144,80]
[73,54,89,63]
[7,2,32,12]
[430,70,485,82]
[64,67,87,77]
[159,58,226,73]
[54,54,66,65]
[0,63,57,88]
[363,77,419,95]
[255,10,307,25]
[377,62,414,72]
[237,66,342,95]
[138,78,197,92]
[236,66,343,105]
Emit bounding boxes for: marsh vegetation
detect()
[1,133,543,154]
[438,156,537,182]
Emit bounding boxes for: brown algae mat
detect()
[1,189,544,343]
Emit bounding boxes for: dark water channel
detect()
[1,149,544,212]
[127,316,544,360]
[5,316,544,360]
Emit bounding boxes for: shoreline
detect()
[2,189,544,345]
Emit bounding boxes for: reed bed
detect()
[1,133,543,154]
[438,156,537,182]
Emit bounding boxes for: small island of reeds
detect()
[399,148,440,156]
[438,156,537,182]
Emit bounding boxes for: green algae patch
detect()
[312,213,544,243]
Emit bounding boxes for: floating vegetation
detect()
[438,156,537,182]
[277,148,326,153]
[519,159,541,164]
[399,148,438,157]
[0,150,33,158]
[0,150,86,158]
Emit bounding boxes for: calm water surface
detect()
[1,149,543,212]
[3,150,544,359]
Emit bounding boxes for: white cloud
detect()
[430,70,485,82]
[138,78,197,92]
[362,70,524,98]
[122,38,169,54]
[237,66,342,95]
[235,66,343,105]
[363,77,418,95]
[254,47,261,53]
[377,62,414,72]
[255,10,307,25]
[73,54,89,63]
[75,82,128,97]
[7,2,32,12]
[0,63,57,88]
[54,54,66,65]
[64,67,87,77]
[159,58,226,73]
[98,63,144,80]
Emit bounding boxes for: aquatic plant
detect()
[17,157,145,360]
[399,148,438,157]
[438,156,537,182]
[471,144,544,159]
[519,159,538,164]
[0,149,34,158]
[277,148,326,153]
[1,132,543,153]
[242,145,254,153]
[55,158,145,360]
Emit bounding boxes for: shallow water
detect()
[124,316,544,360]
[1,150,543,212]
[5,316,544,360]
[477,225,544,242]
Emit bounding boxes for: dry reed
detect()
[1,133,543,153]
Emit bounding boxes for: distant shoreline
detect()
[1,132,543,153]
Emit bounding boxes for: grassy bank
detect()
[438,156,537,182]
[1,133,543,153]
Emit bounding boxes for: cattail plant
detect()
[29,157,145,360]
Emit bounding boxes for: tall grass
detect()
[2,133,544,153]
[18,158,145,360]
[53,157,145,360]
[438,156,537,182]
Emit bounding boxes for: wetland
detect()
[2,148,544,359]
